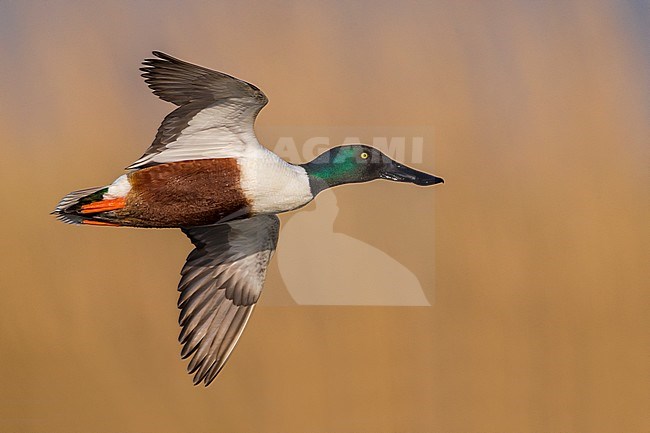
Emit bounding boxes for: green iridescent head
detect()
[301,145,444,195]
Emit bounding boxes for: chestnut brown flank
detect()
[113,159,249,228]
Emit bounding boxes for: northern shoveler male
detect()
[53,52,444,386]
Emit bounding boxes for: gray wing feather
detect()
[178,215,280,386]
[128,52,268,169]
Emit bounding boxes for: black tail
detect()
[52,186,108,225]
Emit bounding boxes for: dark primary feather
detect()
[178,215,280,386]
[141,51,268,107]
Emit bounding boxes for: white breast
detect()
[238,146,313,214]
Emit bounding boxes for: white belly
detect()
[238,147,313,214]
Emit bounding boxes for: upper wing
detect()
[178,215,280,386]
[127,51,268,169]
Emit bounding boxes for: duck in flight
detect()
[53,52,444,386]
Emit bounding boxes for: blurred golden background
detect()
[0,1,648,432]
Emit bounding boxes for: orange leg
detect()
[80,197,126,214]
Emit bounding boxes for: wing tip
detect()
[152,50,173,60]
[144,51,182,67]
[140,51,176,75]
[191,363,223,387]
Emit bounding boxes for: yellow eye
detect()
[360,152,369,160]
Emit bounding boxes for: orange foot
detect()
[81,219,119,227]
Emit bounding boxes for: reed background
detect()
[0,1,648,432]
